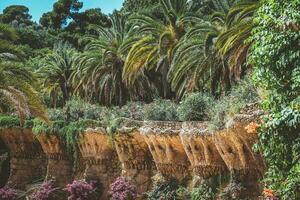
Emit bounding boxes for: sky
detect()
[0,0,124,22]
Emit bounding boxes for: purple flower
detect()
[31,181,58,200]
[109,177,137,200]
[66,180,97,200]
[0,187,17,200]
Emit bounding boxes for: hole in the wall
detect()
[150,144,155,151]
[0,139,10,187]
[187,145,192,153]
[228,147,234,154]
[194,145,199,151]
[158,145,164,151]
[207,146,212,154]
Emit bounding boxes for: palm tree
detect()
[122,0,201,99]
[72,12,154,106]
[215,0,259,80]
[168,0,257,97]
[37,42,77,106]
[0,24,48,122]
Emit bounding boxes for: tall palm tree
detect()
[215,0,259,79]
[72,12,154,106]
[0,24,48,122]
[168,0,257,97]
[122,0,201,98]
[38,42,77,106]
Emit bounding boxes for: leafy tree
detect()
[0,5,32,26]
[40,0,83,29]
[0,23,26,59]
[250,0,300,199]
[67,8,111,33]
[168,0,234,97]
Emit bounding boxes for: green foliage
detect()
[144,99,179,121]
[0,115,20,128]
[178,93,213,121]
[209,78,259,130]
[250,1,300,199]
[190,184,215,200]
[0,5,32,26]
[250,0,300,109]
[254,99,300,199]
[146,178,180,200]
[39,0,83,29]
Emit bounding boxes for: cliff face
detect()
[78,128,121,200]
[37,134,73,187]
[0,128,46,189]
[0,113,266,199]
[141,121,191,181]
[180,122,228,179]
[115,128,155,194]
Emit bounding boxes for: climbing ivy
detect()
[250,0,300,199]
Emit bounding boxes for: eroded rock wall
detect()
[180,122,228,179]
[78,128,121,200]
[2,116,265,199]
[115,129,156,194]
[140,122,191,181]
[214,112,266,198]
[0,128,46,189]
[37,135,72,187]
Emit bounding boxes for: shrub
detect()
[178,93,213,121]
[146,178,180,200]
[66,180,98,200]
[0,186,17,200]
[144,99,179,121]
[63,98,104,121]
[0,115,20,128]
[190,184,215,200]
[30,181,58,200]
[209,78,259,130]
[109,177,137,200]
[249,1,300,199]
[119,101,145,120]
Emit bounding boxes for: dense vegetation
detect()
[0,0,299,199]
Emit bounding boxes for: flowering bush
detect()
[31,181,58,200]
[110,177,137,200]
[263,188,279,200]
[245,122,260,134]
[66,180,97,200]
[0,186,17,200]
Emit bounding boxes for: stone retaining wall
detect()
[115,128,156,194]
[0,128,46,189]
[1,117,265,199]
[37,134,73,187]
[78,128,121,200]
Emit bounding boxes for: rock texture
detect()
[0,128,46,189]
[78,128,121,200]
[180,122,228,179]
[214,106,266,198]
[115,126,156,194]
[140,121,190,181]
[37,135,73,187]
